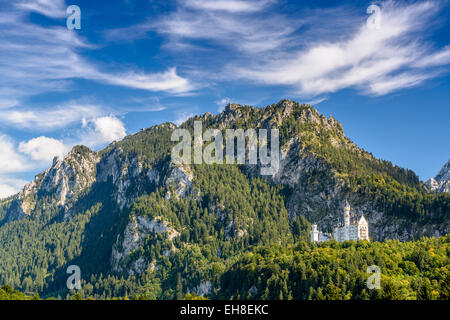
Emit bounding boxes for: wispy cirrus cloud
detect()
[183,0,273,13]
[415,45,450,68]
[106,0,298,54]
[94,67,193,94]
[0,103,104,130]
[0,98,19,109]
[0,0,193,108]
[107,0,450,97]
[15,0,67,18]
[227,1,450,96]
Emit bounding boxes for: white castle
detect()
[311,202,369,243]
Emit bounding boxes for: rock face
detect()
[426,159,450,193]
[111,214,179,275]
[164,162,194,199]
[190,281,212,296]
[6,146,100,222]
[269,135,449,240]
[0,99,447,282]
[97,147,147,210]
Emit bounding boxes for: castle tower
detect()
[344,201,351,226]
[311,224,319,242]
[331,202,370,243]
[357,215,369,241]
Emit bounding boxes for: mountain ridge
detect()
[0,99,448,298]
[2,100,447,236]
[426,159,450,193]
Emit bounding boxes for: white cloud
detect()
[216,97,231,112]
[0,177,28,199]
[158,6,297,54]
[304,97,327,106]
[174,112,194,126]
[93,117,127,143]
[78,116,127,147]
[368,72,436,96]
[107,0,298,55]
[0,114,128,198]
[0,104,103,130]
[0,135,30,174]
[0,99,18,109]
[184,0,271,13]
[5,0,447,102]
[94,67,194,94]
[0,135,31,198]
[231,1,450,96]
[15,0,67,18]
[415,46,450,68]
[0,115,127,199]
[18,136,69,162]
[0,134,70,198]
[0,3,194,108]
[111,0,450,97]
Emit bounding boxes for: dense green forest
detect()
[0,100,448,300]
[0,285,38,300]
[1,235,448,300]
[0,163,448,300]
[219,235,450,300]
[71,235,449,300]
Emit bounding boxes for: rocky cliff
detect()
[426,159,450,193]
[0,100,448,294]
[5,146,100,222]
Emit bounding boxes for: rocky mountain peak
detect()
[217,100,344,138]
[5,144,100,221]
[0,99,448,298]
[224,102,242,113]
[68,145,95,157]
[426,159,450,193]
[435,159,450,182]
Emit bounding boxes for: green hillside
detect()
[0,100,448,300]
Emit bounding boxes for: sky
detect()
[0,0,449,198]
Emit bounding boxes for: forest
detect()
[0,101,448,300]
[1,235,448,300]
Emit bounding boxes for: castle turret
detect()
[344,201,351,226]
[311,224,319,242]
[358,215,369,241]
[315,202,370,243]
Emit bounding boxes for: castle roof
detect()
[336,213,367,227]
[358,215,368,225]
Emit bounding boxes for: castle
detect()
[311,202,369,243]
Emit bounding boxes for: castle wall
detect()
[313,205,370,243]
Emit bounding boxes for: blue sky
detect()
[0,0,449,197]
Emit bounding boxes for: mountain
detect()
[0,99,448,299]
[426,159,450,193]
